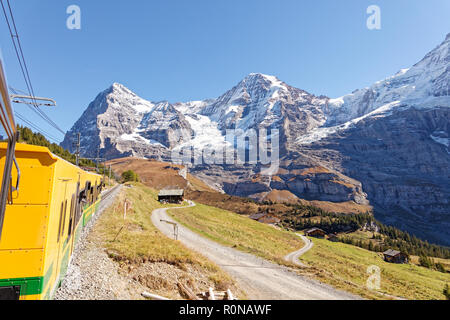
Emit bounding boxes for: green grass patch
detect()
[301,238,450,300]
[168,203,304,266]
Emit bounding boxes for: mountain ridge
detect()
[61,33,450,245]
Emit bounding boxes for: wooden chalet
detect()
[305,228,326,238]
[158,189,185,204]
[383,249,409,264]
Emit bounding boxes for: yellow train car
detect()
[0,143,103,300]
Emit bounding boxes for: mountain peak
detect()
[244,73,280,84]
[110,82,131,92]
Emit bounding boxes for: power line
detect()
[14,112,60,144]
[1,0,66,136]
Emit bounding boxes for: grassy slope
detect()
[300,238,450,300]
[93,183,235,291]
[168,202,449,300]
[168,203,304,266]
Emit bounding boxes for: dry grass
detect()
[410,256,450,270]
[298,166,331,176]
[168,203,304,266]
[300,200,372,214]
[93,183,237,296]
[262,189,300,203]
[108,158,371,215]
[106,157,214,192]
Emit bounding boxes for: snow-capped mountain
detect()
[201,73,326,132]
[62,33,450,245]
[298,33,450,146]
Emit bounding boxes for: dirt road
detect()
[284,234,313,267]
[151,201,360,300]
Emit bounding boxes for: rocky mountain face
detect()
[62,33,450,245]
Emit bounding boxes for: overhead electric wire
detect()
[14,112,60,144]
[1,0,66,136]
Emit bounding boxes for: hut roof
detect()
[306,227,325,234]
[383,249,401,257]
[158,189,184,197]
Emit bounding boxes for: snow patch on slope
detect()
[297,101,402,145]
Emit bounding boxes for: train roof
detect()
[0,142,102,178]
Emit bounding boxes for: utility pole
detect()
[109,165,112,184]
[96,147,100,173]
[73,133,81,166]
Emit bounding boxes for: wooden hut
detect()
[158,189,185,204]
[383,249,408,264]
[305,228,326,238]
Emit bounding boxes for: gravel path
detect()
[152,201,360,300]
[284,234,314,267]
[54,185,146,300]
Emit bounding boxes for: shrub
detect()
[419,255,434,269]
[121,170,139,183]
[435,262,446,273]
[444,284,450,300]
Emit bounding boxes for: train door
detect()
[68,181,80,256]
[55,180,70,284]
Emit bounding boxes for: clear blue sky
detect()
[1,0,449,143]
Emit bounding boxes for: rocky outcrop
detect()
[139,102,194,149]
[301,107,450,245]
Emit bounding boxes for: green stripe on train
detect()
[0,262,54,296]
[0,199,102,298]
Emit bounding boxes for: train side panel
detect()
[0,144,55,300]
[42,155,103,300]
[41,157,78,299]
[0,143,103,300]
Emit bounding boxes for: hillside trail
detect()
[284,234,313,267]
[151,201,360,300]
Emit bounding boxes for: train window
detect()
[61,200,68,239]
[67,195,75,239]
[93,184,98,201]
[57,202,64,243]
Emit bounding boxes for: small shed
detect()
[305,228,326,238]
[158,189,185,204]
[383,249,408,264]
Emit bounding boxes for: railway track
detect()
[102,184,120,199]
[100,184,121,203]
